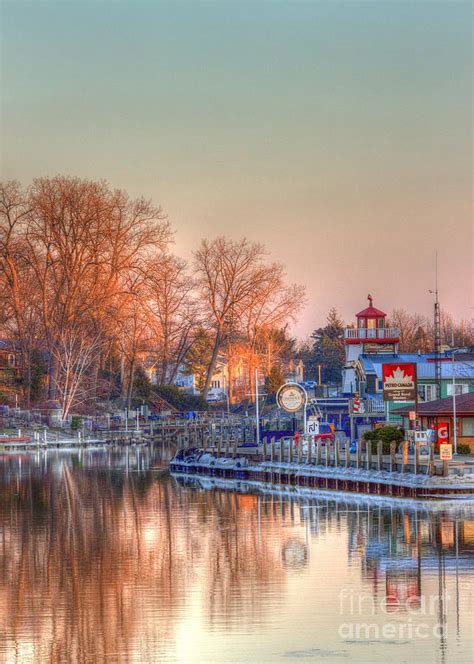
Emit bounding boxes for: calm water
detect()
[0,448,473,664]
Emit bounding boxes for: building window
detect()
[462,418,474,437]
[446,383,469,396]
[418,384,438,402]
[211,380,220,389]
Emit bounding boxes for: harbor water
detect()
[0,447,473,663]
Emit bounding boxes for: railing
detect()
[344,327,399,340]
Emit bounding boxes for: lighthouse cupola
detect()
[344,295,399,353]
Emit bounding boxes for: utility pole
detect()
[255,368,260,445]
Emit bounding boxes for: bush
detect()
[71,416,82,430]
[152,385,208,412]
[457,444,471,455]
[363,426,404,454]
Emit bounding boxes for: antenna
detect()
[429,253,442,394]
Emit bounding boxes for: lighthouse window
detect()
[367,318,376,329]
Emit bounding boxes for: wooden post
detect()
[233,437,237,459]
[335,440,340,467]
[402,441,408,474]
[279,438,284,463]
[307,436,312,465]
[429,443,435,476]
[356,439,362,469]
[377,441,383,471]
[288,437,293,464]
[366,441,372,471]
[263,436,268,461]
[271,436,275,463]
[345,441,350,469]
[415,442,420,475]
[325,442,329,468]
[390,442,397,473]
[316,440,321,466]
[297,439,302,464]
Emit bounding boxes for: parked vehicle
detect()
[206,390,226,403]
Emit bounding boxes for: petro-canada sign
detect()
[382,363,417,402]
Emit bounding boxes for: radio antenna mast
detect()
[433,254,442,394]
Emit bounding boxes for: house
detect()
[393,392,474,452]
[354,351,474,416]
[0,340,21,404]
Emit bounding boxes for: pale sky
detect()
[1,0,472,337]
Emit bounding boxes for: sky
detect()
[1,0,472,338]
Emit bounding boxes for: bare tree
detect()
[194,237,305,397]
[144,254,201,385]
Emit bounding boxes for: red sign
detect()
[382,363,417,402]
[437,421,450,443]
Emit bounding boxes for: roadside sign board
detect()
[382,363,417,402]
[276,383,307,413]
[440,444,453,461]
[306,416,319,435]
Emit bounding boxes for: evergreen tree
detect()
[265,365,285,395]
[310,308,345,384]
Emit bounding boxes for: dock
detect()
[170,437,474,500]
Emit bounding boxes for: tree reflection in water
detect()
[0,450,473,663]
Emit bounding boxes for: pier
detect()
[170,436,474,499]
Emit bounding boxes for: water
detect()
[0,448,473,663]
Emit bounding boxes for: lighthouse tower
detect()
[342,295,400,393]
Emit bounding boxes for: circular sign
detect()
[276,383,307,413]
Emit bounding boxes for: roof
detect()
[358,353,474,380]
[393,392,474,417]
[356,306,386,318]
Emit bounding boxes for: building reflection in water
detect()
[0,449,472,663]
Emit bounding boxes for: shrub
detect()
[152,385,208,412]
[363,426,404,454]
[457,444,471,455]
[71,416,82,430]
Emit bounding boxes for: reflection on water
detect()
[0,449,473,663]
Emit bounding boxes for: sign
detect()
[437,421,450,443]
[409,411,416,421]
[306,416,319,435]
[440,443,452,461]
[276,383,307,413]
[382,363,417,402]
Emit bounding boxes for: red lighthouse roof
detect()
[356,295,386,318]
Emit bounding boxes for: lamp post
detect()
[452,349,459,455]
[255,369,260,445]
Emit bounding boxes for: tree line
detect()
[0,177,305,419]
